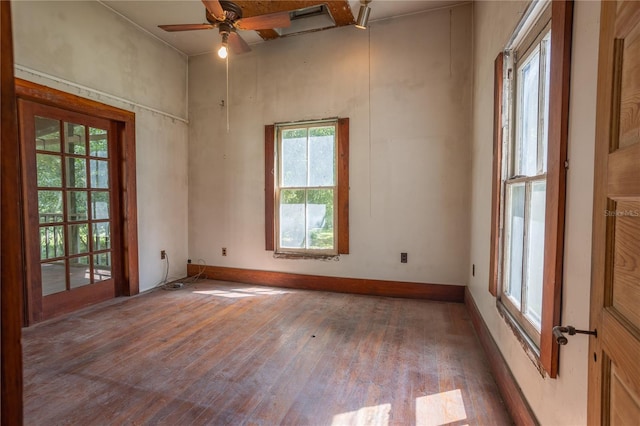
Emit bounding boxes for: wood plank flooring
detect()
[22,280,512,425]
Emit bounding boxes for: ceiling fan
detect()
[158,0,291,58]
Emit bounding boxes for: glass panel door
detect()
[35,117,114,296]
[19,99,121,323]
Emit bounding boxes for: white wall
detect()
[12,1,190,291]
[468,1,600,424]
[188,4,473,286]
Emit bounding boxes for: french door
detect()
[19,100,123,323]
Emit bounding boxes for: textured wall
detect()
[12,1,189,291]
[188,4,473,286]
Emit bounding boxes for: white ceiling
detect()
[99,0,467,56]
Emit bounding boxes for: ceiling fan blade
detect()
[235,11,291,31]
[158,24,214,32]
[202,0,225,21]
[228,32,251,54]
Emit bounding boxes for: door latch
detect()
[552,325,597,345]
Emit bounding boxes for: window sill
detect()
[495,300,547,378]
[273,252,340,261]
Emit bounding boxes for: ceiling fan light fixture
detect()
[218,44,228,59]
[355,0,371,29]
[218,31,229,59]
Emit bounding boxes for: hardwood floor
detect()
[23,280,512,425]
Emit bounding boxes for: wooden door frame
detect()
[1,1,24,423]
[15,79,139,325]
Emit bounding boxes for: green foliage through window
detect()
[277,121,337,253]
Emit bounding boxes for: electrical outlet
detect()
[160,250,166,260]
[222,247,227,256]
[401,252,408,263]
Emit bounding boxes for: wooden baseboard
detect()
[464,287,539,426]
[186,264,465,303]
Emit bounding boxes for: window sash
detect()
[502,176,546,347]
[515,45,542,177]
[500,23,552,348]
[275,186,337,254]
[275,121,338,255]
[489,0,572,378]
[509,25,552,179]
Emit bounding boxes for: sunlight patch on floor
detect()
[416,389,467,426]
[192,287,290,298]
[332,403,391,425]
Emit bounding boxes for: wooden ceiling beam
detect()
[234,1,355,40]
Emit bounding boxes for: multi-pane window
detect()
[276,121,337,254]
[501,23,551,346]
[491,0,572,378]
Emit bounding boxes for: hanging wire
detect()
[368,25,372,217]
[226,53,230,133]
[449,9,453,77]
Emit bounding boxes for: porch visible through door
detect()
[35,111,115,291]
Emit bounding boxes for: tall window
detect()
[277,122,337,254]
[502,26,551,347]
[490,0,573,378]
[265,118,349,256]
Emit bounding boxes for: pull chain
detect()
[226,53,230,133]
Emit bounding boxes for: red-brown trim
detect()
[15,79,140,311]
[109,119,124,297]
[17,100,43,323]
[465,288,538,426]
[187,264,465,302]
[15,79,133,123]
[539,0,573,379]
[1,1,25,423]
[337,118,349,254]
[489,52,504,297]
[265,125,275,251]
[119,119,138,296]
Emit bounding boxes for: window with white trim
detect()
[490,0,573,378]
[275,121,338,255]
[501,20,552,347]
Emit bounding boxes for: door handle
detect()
[552,325,597,345]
